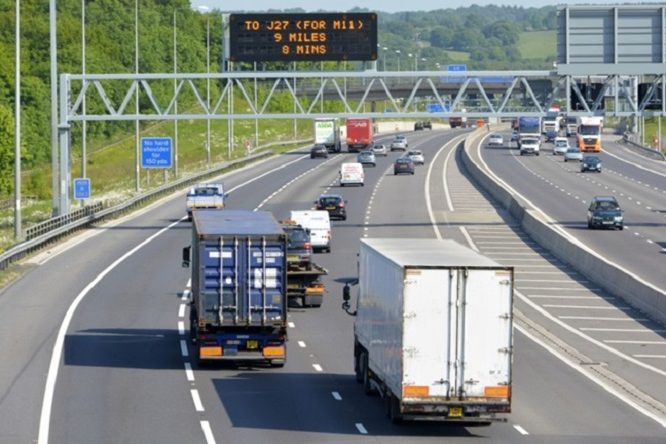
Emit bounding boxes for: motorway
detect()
[0,128,665,443]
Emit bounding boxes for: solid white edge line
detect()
[184,362,195,382]
[200,420,216,444]
[191,389,205,412]
[37,217,185,444]
[332,392,342,401]
[513,424,529,435]
[515,324,666,429]
[355,423,368,434]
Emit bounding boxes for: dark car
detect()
[545,130,558,143]
[394,157,415,175]
[581,155,602,173]
[282,223,312,265]
[414,121,424,131]
[315,194,347,220]
[587,196,623,230]
[423,121,432,130]
[310,144,328,159]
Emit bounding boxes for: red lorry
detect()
[346,118,374,153]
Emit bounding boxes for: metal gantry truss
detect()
[56,69,665,214]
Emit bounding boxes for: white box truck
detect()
[314,118,341,153]
[342,238,513,423]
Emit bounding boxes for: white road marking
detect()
[184,362,195,382]
[201,421,216,444]
[298,341,306,348]
[514,425,529,435]
[530,295,606,300]
[178,303,186,318]
[520,287,599,291]
[543,305,630,310]
[180,340,189,357]
[313,364,323,372]
[560,316,647,321]
[186,278,192,288]
[181,289,190,301]
[355,423,368,434]
[178,321,186,336]
[288,322,295,328]
[38,217,185,444]
[634,355,666,359]
[332,392,343,401]
[191,389,205,412]
[605,340,666,345]
[581,328,666,333]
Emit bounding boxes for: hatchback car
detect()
[544,130,558,143]
[553,137,569,155]
[564,147,583,162]
[423,121,432,130]
[511,130,520,142]
[371,144,388,156]
[487,133,504,147]
[281,223,312,266]
[390,135,408,151]
[414,121,424,131]
[357,150,376,167]
[587,196,623,230]
[314,194,347,220]
[310,144,328,159]
[407,150,425,165]
[394,157,415,175]
[581,155,602,173]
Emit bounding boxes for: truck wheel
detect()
[354,351,363,383]
[362,353,376,396]
[387,393,403,424]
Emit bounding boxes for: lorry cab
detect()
[289,210,332,253]
[339,162,365,187]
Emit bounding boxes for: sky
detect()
[190,1,663,13]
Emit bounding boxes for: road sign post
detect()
[141,137,173,169]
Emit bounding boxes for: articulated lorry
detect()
[346,118,374,152]
[577,116,603,152]
[517,116,541,149]
[182,210,288,366]
[314,118,341,153]
[342,238,514,423]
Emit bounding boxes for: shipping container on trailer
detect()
[182,210,288,367]
[343,238,513,423]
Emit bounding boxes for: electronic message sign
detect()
[229,13,378,62]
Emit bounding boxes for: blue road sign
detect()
[427,103,450,113]
[444,64,467,84]
[73,178,91,199]
[141,137,173,169]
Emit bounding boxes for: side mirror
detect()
[182,246,191,268]
[343,283,351,302]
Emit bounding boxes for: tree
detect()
[0,104,14,194]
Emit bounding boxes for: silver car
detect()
[390,135,408,151]
[487,133,504,146]
[371,144,388,156]
[564,147,583,162]
[553,137,569,155]
[407,150,425,165]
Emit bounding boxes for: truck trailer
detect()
[182,210,288,366]
[314,118,341,153]
[342,238,513,423]
[346,118,374,152]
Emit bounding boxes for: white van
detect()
[290,210,331,253]
[340,162,364,187]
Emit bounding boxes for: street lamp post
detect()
[395,50,401,71]
[14,0,21,239]
[382,46,387,71]
[81,0,87,198]
[134,0,140,190]
[197,6,211,168]
[173,9,180,178]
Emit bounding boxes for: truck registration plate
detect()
[448,407,463,417]
[246,340,259,350]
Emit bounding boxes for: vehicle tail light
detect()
[339,202,345,207]
[304,242,311,250]
[327,230,331,240]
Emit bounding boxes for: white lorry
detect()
[185,183,225,221]
[314,118,341,153]
[342,238,514,423]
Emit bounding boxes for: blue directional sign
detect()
[444,64,467,84]
[141,137,173,169]
[73,178,91,200]
[427,103,450,113]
